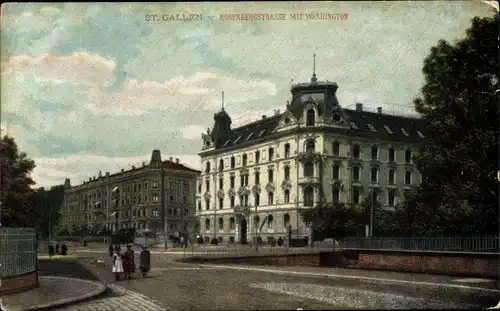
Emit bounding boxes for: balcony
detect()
[298,151,322,162]
[298,176,321,186]
[237,186,250,196]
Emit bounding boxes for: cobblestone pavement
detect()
[56,284,173,311]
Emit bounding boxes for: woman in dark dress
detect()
[139,246,151,277]
[123,245,135,279]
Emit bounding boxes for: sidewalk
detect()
[0,276,106,311]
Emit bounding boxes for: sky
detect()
[0,1,496,188]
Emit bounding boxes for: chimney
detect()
[169,157,173,162]
[142,161,146,167]
[105,172,110,177]
[121,169,124,173]
[377,107,382,114]
[132,165,136,169]
[175,158,179,164]
[262,115,267,119]
[89,177,92,181]
[274,109,280,116]
[64,178,71,188]
[356,103,363,111]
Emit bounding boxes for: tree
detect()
[33,185,65,239]
[300,201,364,241]
[0,135,36,227]
[359,190,401,237]
[398,13,499,236]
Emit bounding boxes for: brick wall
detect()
[0,271,39,296]
[355,252,499,278]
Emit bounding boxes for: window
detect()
[255,172,260,184]
[152,180,159,188]
[205,161,211,173]
[371,168,378,183]
[230,156,236,168]
[268,148,274,161]
[205,218,210,231]
[198,183,202,193]
[205,199,210,210]
[389,147,395,162]
[333,164,340,180]
[353,145,360,159]
[223,140,231,147]
[244,175,249,186]
[205,180,210,192]
[234,136,242,144]
[219,159,224,172]
[283,214,290,228]
[268,192,274,205]
[388,190,395,206]
[304,187,314,206]
[332,141,340,156]
[153,209,159,217]
[243,194,249,206]
[230,217,235,230]
[371,146,378,160]
[353,167,360,181]
[197,201,201,211]
[219,178,223,190]
[389,169,395,185]
[169,195,174,202]
[230,176,235,188]
[255,151,260,164]
[254,193,260,206]
[405,149,412,163]
[284,190,290,203]
[219,198,223,209]
[304,162,314,177]
[254,216,260,229]
[352,189,360,204]
[405,171,412,185]
[230,196,235,208]
[218,218,224,230]
[284,166,290,180]
[247,133,254,140]
[332,188,339,203]
[306,140,315,153]
[306,109,315,126]
[153,195,159,202]
[168,208,173,216]
[240,175,245,187]
[242,154,248,166]
[268,169,274,182]
[284,144,290,158]
[267,215,274,229]
[184,209,189,216]
[258,130,267,137]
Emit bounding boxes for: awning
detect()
[110,212,117,216]
[112,187,118,192]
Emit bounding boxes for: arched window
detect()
[388,169,395,185]
[284,143,291,158]
[218,217,224,230]
[219,159,224,171]
[267,215,274,229]
[332,188,340,203]
[254,216,260,229]
[353,145,360,159]
[371,146,378,160]
[304,187,314,206]
[304,162,314,177]
[283,214,290,227]
[306,109,315,126]
[242,154,248,166]
[205,218,210,231]
[332,141,340,156]
[389,147,395,162]
[284,166,290,180]
[230,156,236,168]
[284,189,290,203]
[306,140,315,153]
[405,149,412,163]
[229,217,235,230]
[333,164,340,180]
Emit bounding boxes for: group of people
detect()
[48,242,68,257]
[109,244,150,281]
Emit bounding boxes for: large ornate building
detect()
[61,150,201,236]
[196,71,428,244]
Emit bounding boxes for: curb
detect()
[0,276,107,311]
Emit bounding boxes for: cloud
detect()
[2,52,116,87]
[85,72,278,116]
[181,125,207,140]
[32,153,202,188]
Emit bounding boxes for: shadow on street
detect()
[38,258,100,281]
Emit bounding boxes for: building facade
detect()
[196,73,428,244]
[61,150,201,237]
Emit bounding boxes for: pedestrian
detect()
[139,246,150,277]
[48,243,54,257]
[112,247,124,281]
[123,245,135,279]
[109,244,114,257]
[55,243,60,254]
[83,239,87,247]
[61,243,68,256]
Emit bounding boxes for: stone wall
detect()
[0,271,39,296]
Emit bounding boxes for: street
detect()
[41,250,498,310]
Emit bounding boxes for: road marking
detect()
[200,264,500,293]
[250,282,482,309]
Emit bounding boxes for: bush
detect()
[277,237,284,246]
[210,238,219,245]
[217,236,224,244]
[229,236,235,244]
[197,236,204,244]
[268,237,276,247]
[204,236,210,244]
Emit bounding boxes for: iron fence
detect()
[0,228,37,278]
[338,236,499,253]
